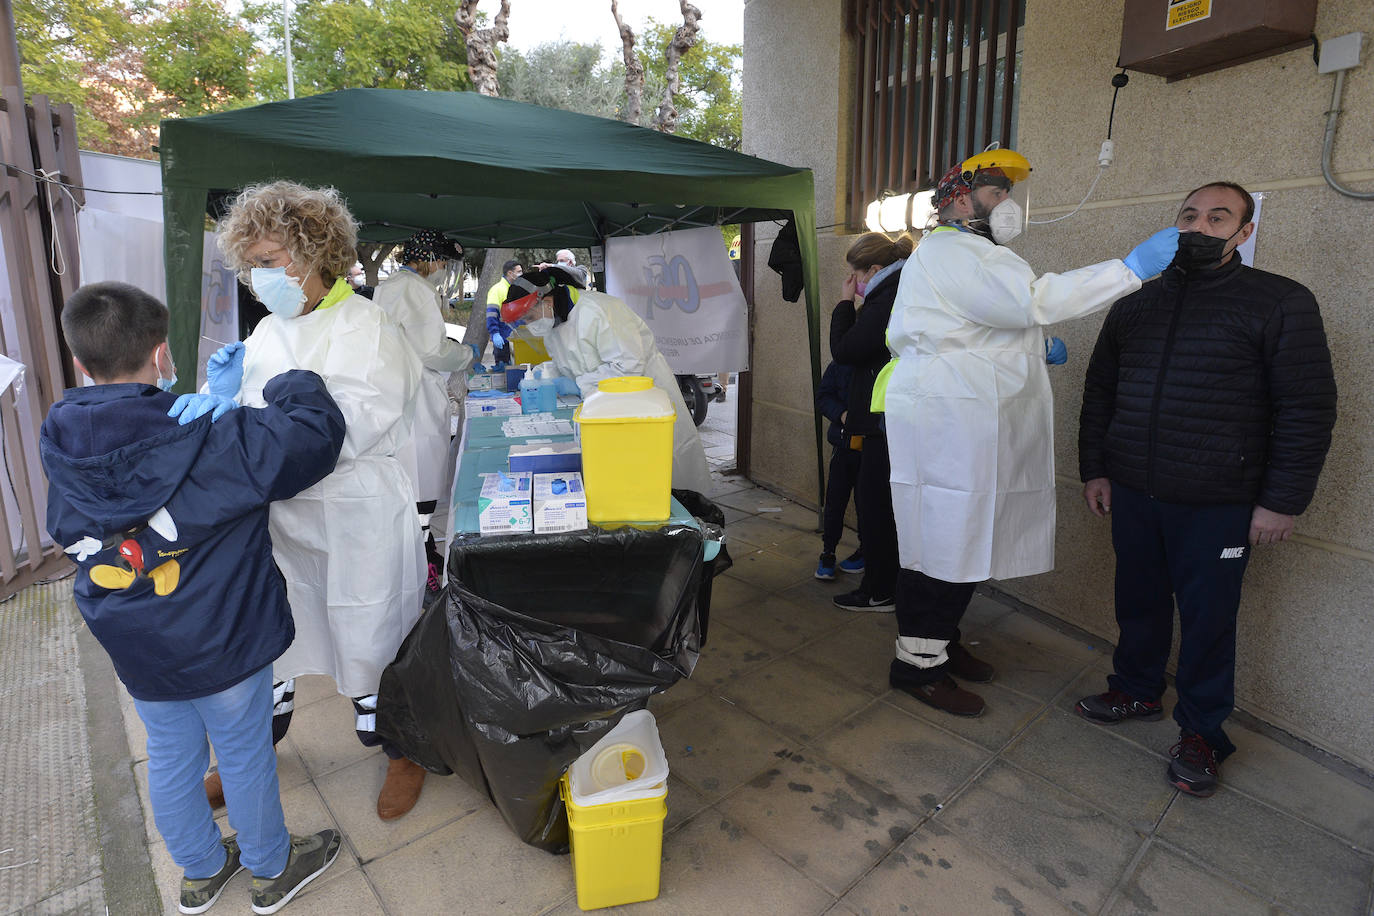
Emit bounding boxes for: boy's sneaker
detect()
[832,588,894,612]
[838,551,865,574]
[1075,689,1164,725]
[1168,731,1220,797]
[814,553,837,581]
[179,835,242,914]
[250,829,342,915]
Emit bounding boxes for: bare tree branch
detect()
[652,1,702,134]
[610,0,644,124]
[455,0,512,97]
[357,242,394,286]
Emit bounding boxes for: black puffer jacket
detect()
[1079,255,1336,514]
[829,264,902,437]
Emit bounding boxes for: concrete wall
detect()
[743,0,1374,770]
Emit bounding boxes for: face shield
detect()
[959,148,1032,244]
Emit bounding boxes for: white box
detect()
[467,371,506,391]
[465,393,522,417]
[478,472,533,535]
[533,472,588,534]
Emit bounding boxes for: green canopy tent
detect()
[159,88,824,502]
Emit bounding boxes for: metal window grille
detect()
[846,0,1025,229]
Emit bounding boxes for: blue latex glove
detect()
[466,343,482,365]
[1044,337,1067,365]
[1122,227,1180,280]
[493,360,509,371]
[553,376,580,397]
[491,332,505,350]
[471,362,488,373]
[168,393,238,425]
[206,342,245,398]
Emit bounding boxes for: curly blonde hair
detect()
[218,180,359,285]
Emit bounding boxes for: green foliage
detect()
[641,20,741,150]
[142,0,257,116]
[497,40,626,120]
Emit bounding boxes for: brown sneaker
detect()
[894,675,985,717]
[204,770,225,810]
[377,757,426,820]
[947,642,995,683]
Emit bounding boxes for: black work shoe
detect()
[1168,731,1220,797]
[1075,689,1164,725]
[832,588,895,612]
[250,829,342,914]
[947,642,995,683]
[892,673,985,717]
[179,836,242,914]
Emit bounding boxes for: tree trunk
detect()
[357,242,393,286]
[610,0,643,124]
[455,0,511,97]
[653,1,703,134]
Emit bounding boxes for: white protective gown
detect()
[545,290,712,494]
[236,291,425,696]
[884,227,1141,583]
[372,268,474,505]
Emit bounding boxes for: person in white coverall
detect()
[372,230,481,591]
[208,181,431,821]
[879,150,1182,718]
[514,266,712,494]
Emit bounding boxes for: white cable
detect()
[1028,165,1107,225]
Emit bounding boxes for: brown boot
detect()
[947,642,995,683]
[377,757,426,820]
[894,675,985,717]
[204,770,225,810]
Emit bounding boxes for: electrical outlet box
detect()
[1119,0,1317,81]
[1319,33,1365,74]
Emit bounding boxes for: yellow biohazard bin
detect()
[559,775,667,910]
[560,711,670,910]
[510,332,551,366]
[574,377,675,523]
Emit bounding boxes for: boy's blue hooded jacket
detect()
[40,370,346,702]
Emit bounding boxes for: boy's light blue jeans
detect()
[133,665,291,879]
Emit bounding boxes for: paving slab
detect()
[1155,781,1374,915]
[812,703,992,813]
[1002,708,1178,834]
[1106,842,1273,916]
[884,682,1045,753]
[725,547,818,593]
[838,825,1075,916]
[717,748,922,896]
[683,619,779,691]
[934,760,1145,914]
[657,694,796,802]
[794,613,897,697]
[709,589,848,653]
[721,654,877,745]
[952,629,1095,703]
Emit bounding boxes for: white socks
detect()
[895,636,950,669]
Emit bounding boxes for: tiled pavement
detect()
[111,476,1374,915]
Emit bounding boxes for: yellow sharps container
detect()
[574,377,675,522]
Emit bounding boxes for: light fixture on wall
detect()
[864,190,937,234]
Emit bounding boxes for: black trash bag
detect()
[673,488,734,646]
[375,519,707,852]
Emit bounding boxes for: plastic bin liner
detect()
[376,494,729,852]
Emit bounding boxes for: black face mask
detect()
[1172,230,1234,272]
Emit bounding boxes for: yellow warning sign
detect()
[1166,0,1212,30]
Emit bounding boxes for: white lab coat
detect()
[236,292,425,696]
[885,228,1141,583]
[372,268,474,505]
[545,290,712,494]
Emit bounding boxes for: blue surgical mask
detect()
[250,266,307,319]
[156,347,177,392]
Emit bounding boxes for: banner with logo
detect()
[604,227,749,373]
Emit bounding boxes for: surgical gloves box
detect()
[533,472,588,534]
[478,472,533,535]
[465,393,522,417]
[508,441,582,475]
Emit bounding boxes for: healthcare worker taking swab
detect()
[209,180,431,821]
[878,148,1180,718]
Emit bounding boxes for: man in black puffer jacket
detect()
[1075,182,1337,799]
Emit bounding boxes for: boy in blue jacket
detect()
[815,360,865,580]
[41,283,346,915]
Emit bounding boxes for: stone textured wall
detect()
[744,0,1374,769]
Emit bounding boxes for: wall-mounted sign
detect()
[1166,0,1212,30]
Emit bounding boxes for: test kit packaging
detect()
[467,371,507,391]
[465,393,522,417]
[532,472,588,534]
[508,441,582,475]
[478,472,533,535]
